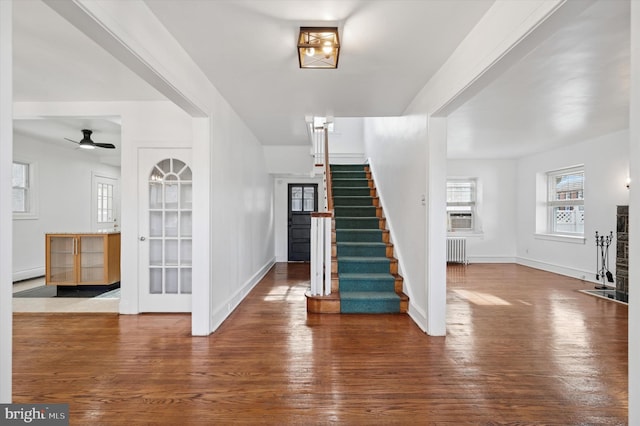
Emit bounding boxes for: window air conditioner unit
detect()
[448,212,473,231]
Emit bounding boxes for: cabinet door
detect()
[78,235,106,284]
[46,235,77,285]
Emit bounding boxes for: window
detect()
[547,166,584,235]
[447,179,476,232]
[12,162,29,213]
[97,182,114,223]
[92,173,119,231]
[291,185,316,212]
[12,161,37,219]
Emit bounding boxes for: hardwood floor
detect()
[13,263,627,425]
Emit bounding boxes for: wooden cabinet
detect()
[46,232,120,286]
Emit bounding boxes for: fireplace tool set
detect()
[595,230,614,290]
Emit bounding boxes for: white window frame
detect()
[446,178,479,234]
[12,160,38,220]
[546,165,585,237]
[91,172,120,231]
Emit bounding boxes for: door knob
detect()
[139,236,146,241]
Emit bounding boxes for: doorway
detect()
[288,184,318,261]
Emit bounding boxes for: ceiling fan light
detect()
[78,142,95,150]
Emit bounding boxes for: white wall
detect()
[363,115,428,323]
[12,132,120,281]
[447,159,518,263]
[329,117,365,164]
[515,130,629,281]
[209,101,275,330]
[264,146,313,175]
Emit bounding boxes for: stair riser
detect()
[337,245,387,257]
[340,299,400,314]
[332,188,375,197]
[332,179,372,188]
[331,165,368,172]
[339,279,396,292]
[333,197,375,207]
[338,260,391,274]
[333,195,380,207]
[334,206,380,218]
[331,171,367,179]
[335,230,384,243]
[335,218,382,229]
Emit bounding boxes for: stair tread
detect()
[337,242,386,246]
[335,216,379,219]
[339,256,390,262]
[339,273,395,280]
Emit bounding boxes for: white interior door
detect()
[138,148,192,312]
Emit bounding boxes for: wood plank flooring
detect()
[13,263,627,425]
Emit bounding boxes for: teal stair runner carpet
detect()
[331,164,401,313]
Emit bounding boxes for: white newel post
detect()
[310,212,333,296]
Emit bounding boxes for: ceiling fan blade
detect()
[94,142,116,149]
[64,137,80,144]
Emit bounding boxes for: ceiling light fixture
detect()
[297,27,340,69]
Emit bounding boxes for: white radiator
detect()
[447,237,468,264]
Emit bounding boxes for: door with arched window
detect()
[138,149,192,312]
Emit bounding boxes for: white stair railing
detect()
[310,212,332,295]
[309,124,332,296]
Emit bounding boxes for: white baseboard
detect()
[516,256,599,284]
[467,256,517,264]
[209,258,276,333]
[13,267,45,282]
[408,302,427,333]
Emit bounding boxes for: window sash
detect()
[447,179,477,232]
[12,162,29,213]
[97,182,115,223]
[447,181,475,204]
[548,168,584,202]
[546,166,584,235]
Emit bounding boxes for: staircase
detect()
[307,164,408,314]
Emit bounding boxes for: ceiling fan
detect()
[64,129,116,150]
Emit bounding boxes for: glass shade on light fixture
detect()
[297,27,340,69]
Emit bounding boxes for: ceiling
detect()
[11,0,631,160]
[446,0,630,159]
[13,117,122,167]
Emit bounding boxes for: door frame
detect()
[138,148,193,313]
